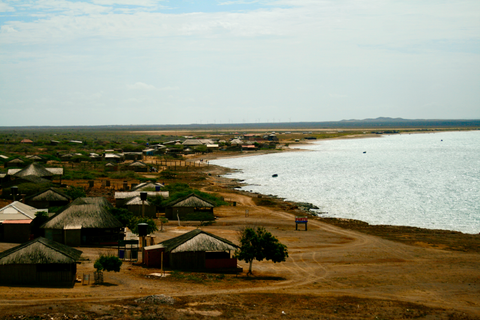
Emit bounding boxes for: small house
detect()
[25,188,71,209]
[125,196,157,218]
[128,161,148,172]
[42,197,124,246]
[165,193,215,221]
[144,229,240,272]
[115,191,169,207]
[5,158,26,168]
[0,201,44,243]
[0,237,82,287]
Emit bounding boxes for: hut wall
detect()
[3,224,32,243]
[64,229,81,247]
[205,258,238,269]
[170,251,205,270]
[45,229,63,244]
[165,207,194,220]
[0,264,77,287]
[127,205,156,218]
[36,263,77,287]
[0,265,36,285]
[81,228,123,245]
[144,248,165,268]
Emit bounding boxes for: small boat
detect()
[363,151,366,154]
[272,174,278,178]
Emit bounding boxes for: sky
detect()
[0,0,479,126]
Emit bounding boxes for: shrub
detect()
[94,254,122,272]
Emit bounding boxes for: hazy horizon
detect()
[1,1,479,126]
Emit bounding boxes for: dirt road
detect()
[0,171,479,319]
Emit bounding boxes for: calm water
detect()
[211,131,480,234]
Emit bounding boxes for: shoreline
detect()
[203,163,480,253]
[198,131,479,238]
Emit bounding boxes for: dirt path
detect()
[0,184,479,318]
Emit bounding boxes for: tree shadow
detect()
[90,282,118,287]
[237,276,286,281]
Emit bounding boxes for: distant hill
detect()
[1,118,479,131]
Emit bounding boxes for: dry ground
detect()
[0,161,479,319]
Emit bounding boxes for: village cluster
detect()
[0,131,296,288]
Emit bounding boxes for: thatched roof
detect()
[42,197,122,230]
[0,237,82,265]
[182,139,203,146]
[8,158,25,164]
[132,182,164,191]
[157,229,238,253]
[46,168,63,175]
[26,155,43,161]
[129,161,147,167]
[115,191,169,200]
[0,201,39,222]
[126,196,151,206]
[26,188,71,202]
[14,163,54,178]
[168,194,215,208]
[18,175,52,184]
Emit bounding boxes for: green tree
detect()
[109,208,134,227]
[63,186,86,200]
[235,226,288,275]
[94,254,122,272]
[129,217,158,235]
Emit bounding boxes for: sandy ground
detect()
[0,152,479,319]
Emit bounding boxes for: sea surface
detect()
[211,131,480,234]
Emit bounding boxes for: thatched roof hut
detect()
[115,191,169,207]
[125,196,156,218]
[132,182,164,191]
[14,163,54,179]
[168,194,215,208]
[165,194,215,220]
[25,188,71,209]
[144,229,239,271]
[42,197,123,246]
[0,237,82,287]
[43,197,121,230]
[0,237,82,265]
[159,229,238,253]
[5,158,25,168]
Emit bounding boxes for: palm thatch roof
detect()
[125,196,151,206]
[0,201,39,222]
[42,197,122,230]
[182,139,204,146]
[26,155,44,161]
[157,229,238,253]
[0,237,82,265]
[7,158,25,164]
[14,163,54,178]
[26,188,71,202]
[115,191,169,200]
[129,161,147,167]
[168,194,215,208]
[19,175,52,184]
[132,182,164,191]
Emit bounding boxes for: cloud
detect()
[0,1,14,12]
[0,25,17,33]
[92,0,159,7]
[126,82,179,91]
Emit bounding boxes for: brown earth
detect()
[0,158,479,319]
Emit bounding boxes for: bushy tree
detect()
[235,226,288,275]
[63,186,86,200]
[109,208,134,227]
[94,254,122,272]
[129,217,158,235]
